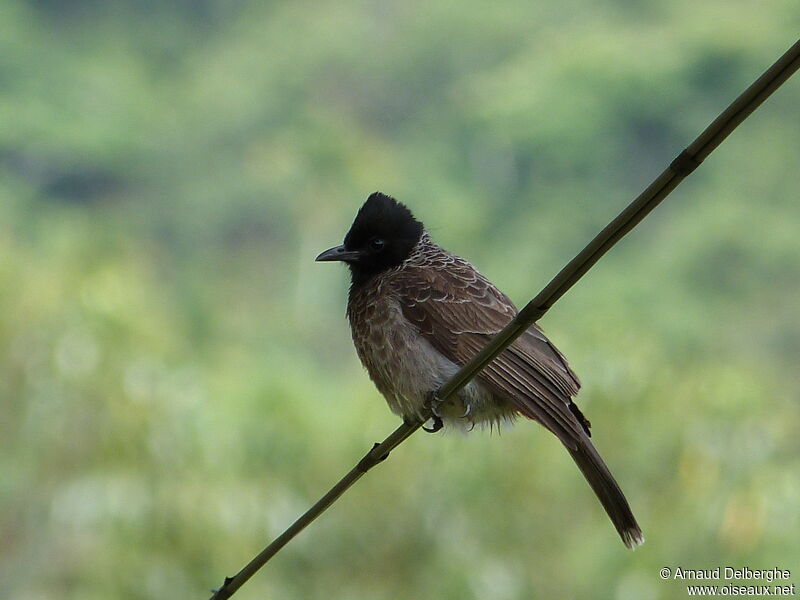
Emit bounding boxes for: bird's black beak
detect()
[315,244,363,263]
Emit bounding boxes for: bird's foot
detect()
[422,392,444,433]
[422,416,443,433]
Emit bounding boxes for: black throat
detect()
[347,238,420,288]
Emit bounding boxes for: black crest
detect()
[344,192,424,286]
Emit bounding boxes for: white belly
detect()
[351,294,515,430]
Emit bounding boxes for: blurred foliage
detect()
[1,1,799,598]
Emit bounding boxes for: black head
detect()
[316,192,424,286]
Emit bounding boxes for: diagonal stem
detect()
[208,420,424,600]
[209,37,800,600]
[439,37,800,401]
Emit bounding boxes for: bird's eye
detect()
[369,238,385,251]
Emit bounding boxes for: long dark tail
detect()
[567,438,644,549]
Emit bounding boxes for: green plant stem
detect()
[209,37,800,600]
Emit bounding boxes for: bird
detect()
[316,191,643,549]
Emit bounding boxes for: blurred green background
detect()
[2,1,799,598]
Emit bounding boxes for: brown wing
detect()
[393,258,587,450]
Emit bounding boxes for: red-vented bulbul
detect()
[316,192,643,549]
